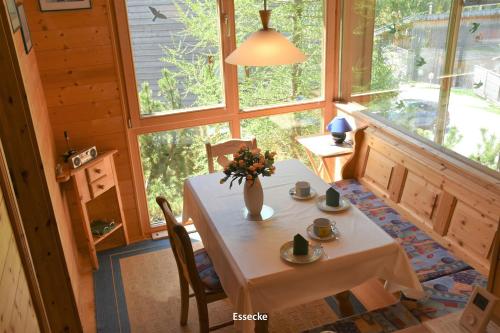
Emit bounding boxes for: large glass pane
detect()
[126,0,224,116]
[240,109,322,167]
[349,0,451,139]
[139,123,231,225]
[234,0,324,109]
[446,4,500,171]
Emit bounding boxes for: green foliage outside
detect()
[137,0,324,222]
[357,0,500,172]
[469,129,500,171]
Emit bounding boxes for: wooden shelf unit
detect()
[92,222,123,246]
[58,150,129,269]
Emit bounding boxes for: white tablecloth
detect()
[183,160,423,331]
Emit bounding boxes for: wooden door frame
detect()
[0,135,49,331]
[0,3,82,331]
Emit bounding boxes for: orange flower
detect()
[246,175,253,180]
[233,153,239,159]
[238,160,245,166]
[251,148,261,154]
[248,166,255,172]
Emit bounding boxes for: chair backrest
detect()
[156,197,206,296]
[205,138,257,173]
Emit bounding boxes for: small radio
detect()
[68,146,98,169]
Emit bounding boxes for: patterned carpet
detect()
[94,236,419,333]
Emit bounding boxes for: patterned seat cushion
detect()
[332,179,470,282]
[303,303,421,333]
[333,179,388,211]
[402,269,487,320]
[194,248,222,291]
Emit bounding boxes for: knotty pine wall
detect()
[24,0,143,244]
[0,187,39,333]
[11,3,82,301]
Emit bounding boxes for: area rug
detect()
[94,237,419,333]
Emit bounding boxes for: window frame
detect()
[339,0,500,176]
[112,0,342,235]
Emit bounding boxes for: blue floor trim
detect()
[94,238,366,332]
[94,239,172,333]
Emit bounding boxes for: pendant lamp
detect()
[225,0,306,66]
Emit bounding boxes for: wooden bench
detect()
[343,126,500,277]
[303,124,500,332]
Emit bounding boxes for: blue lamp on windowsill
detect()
[326,116,353,144]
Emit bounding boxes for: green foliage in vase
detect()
[220,146,276,188]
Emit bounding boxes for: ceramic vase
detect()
[244,177,263,216]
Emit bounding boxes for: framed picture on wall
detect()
[6,0,20,32]
[16,4,32,54]
[39,0,92,12]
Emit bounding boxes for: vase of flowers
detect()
[220,145,276,216]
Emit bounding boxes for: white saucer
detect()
[306,224,340,241]
[289,187,317,200]
[280,241,323,264]
[316,195,351,212]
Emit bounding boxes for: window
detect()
[235,0,324,109]
[240,109,323,166]
[121,0,331,229]
[343,0,500,171]
[138,123,231,222]
[127,0,224,116]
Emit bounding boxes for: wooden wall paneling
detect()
[0,1,82,330]
[9,271,30,332]
[433,191,457,236]
[342,125,499,276]
[0,200,12,267]
[363,148,395,193]
[447,201,498,260]
[399,171,441,229]
[388,164,407,203]
[0,237,22,331]
[0,185,40,333]
[49,99,123,125]
[489,230,500,325]
[31,25,111,51]
[364,127,500,222]
[45,81,120,108]
[36,45,115,71]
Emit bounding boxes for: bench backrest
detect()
[342,126,500,276]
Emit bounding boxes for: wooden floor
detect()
[80,261,395,333]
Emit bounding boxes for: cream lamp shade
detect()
[225,2,306,66]
[225,29,306,66]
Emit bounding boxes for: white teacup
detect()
[313,218,335,238]
[295,181,311,198]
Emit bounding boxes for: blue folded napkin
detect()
[293,234,308,255]
[326,187,340,207]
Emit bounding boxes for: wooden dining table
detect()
[183,159,423,332]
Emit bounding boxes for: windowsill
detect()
[335,101,500,182]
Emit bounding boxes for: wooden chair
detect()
[205,138,257,173]
[156,197,233,332]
